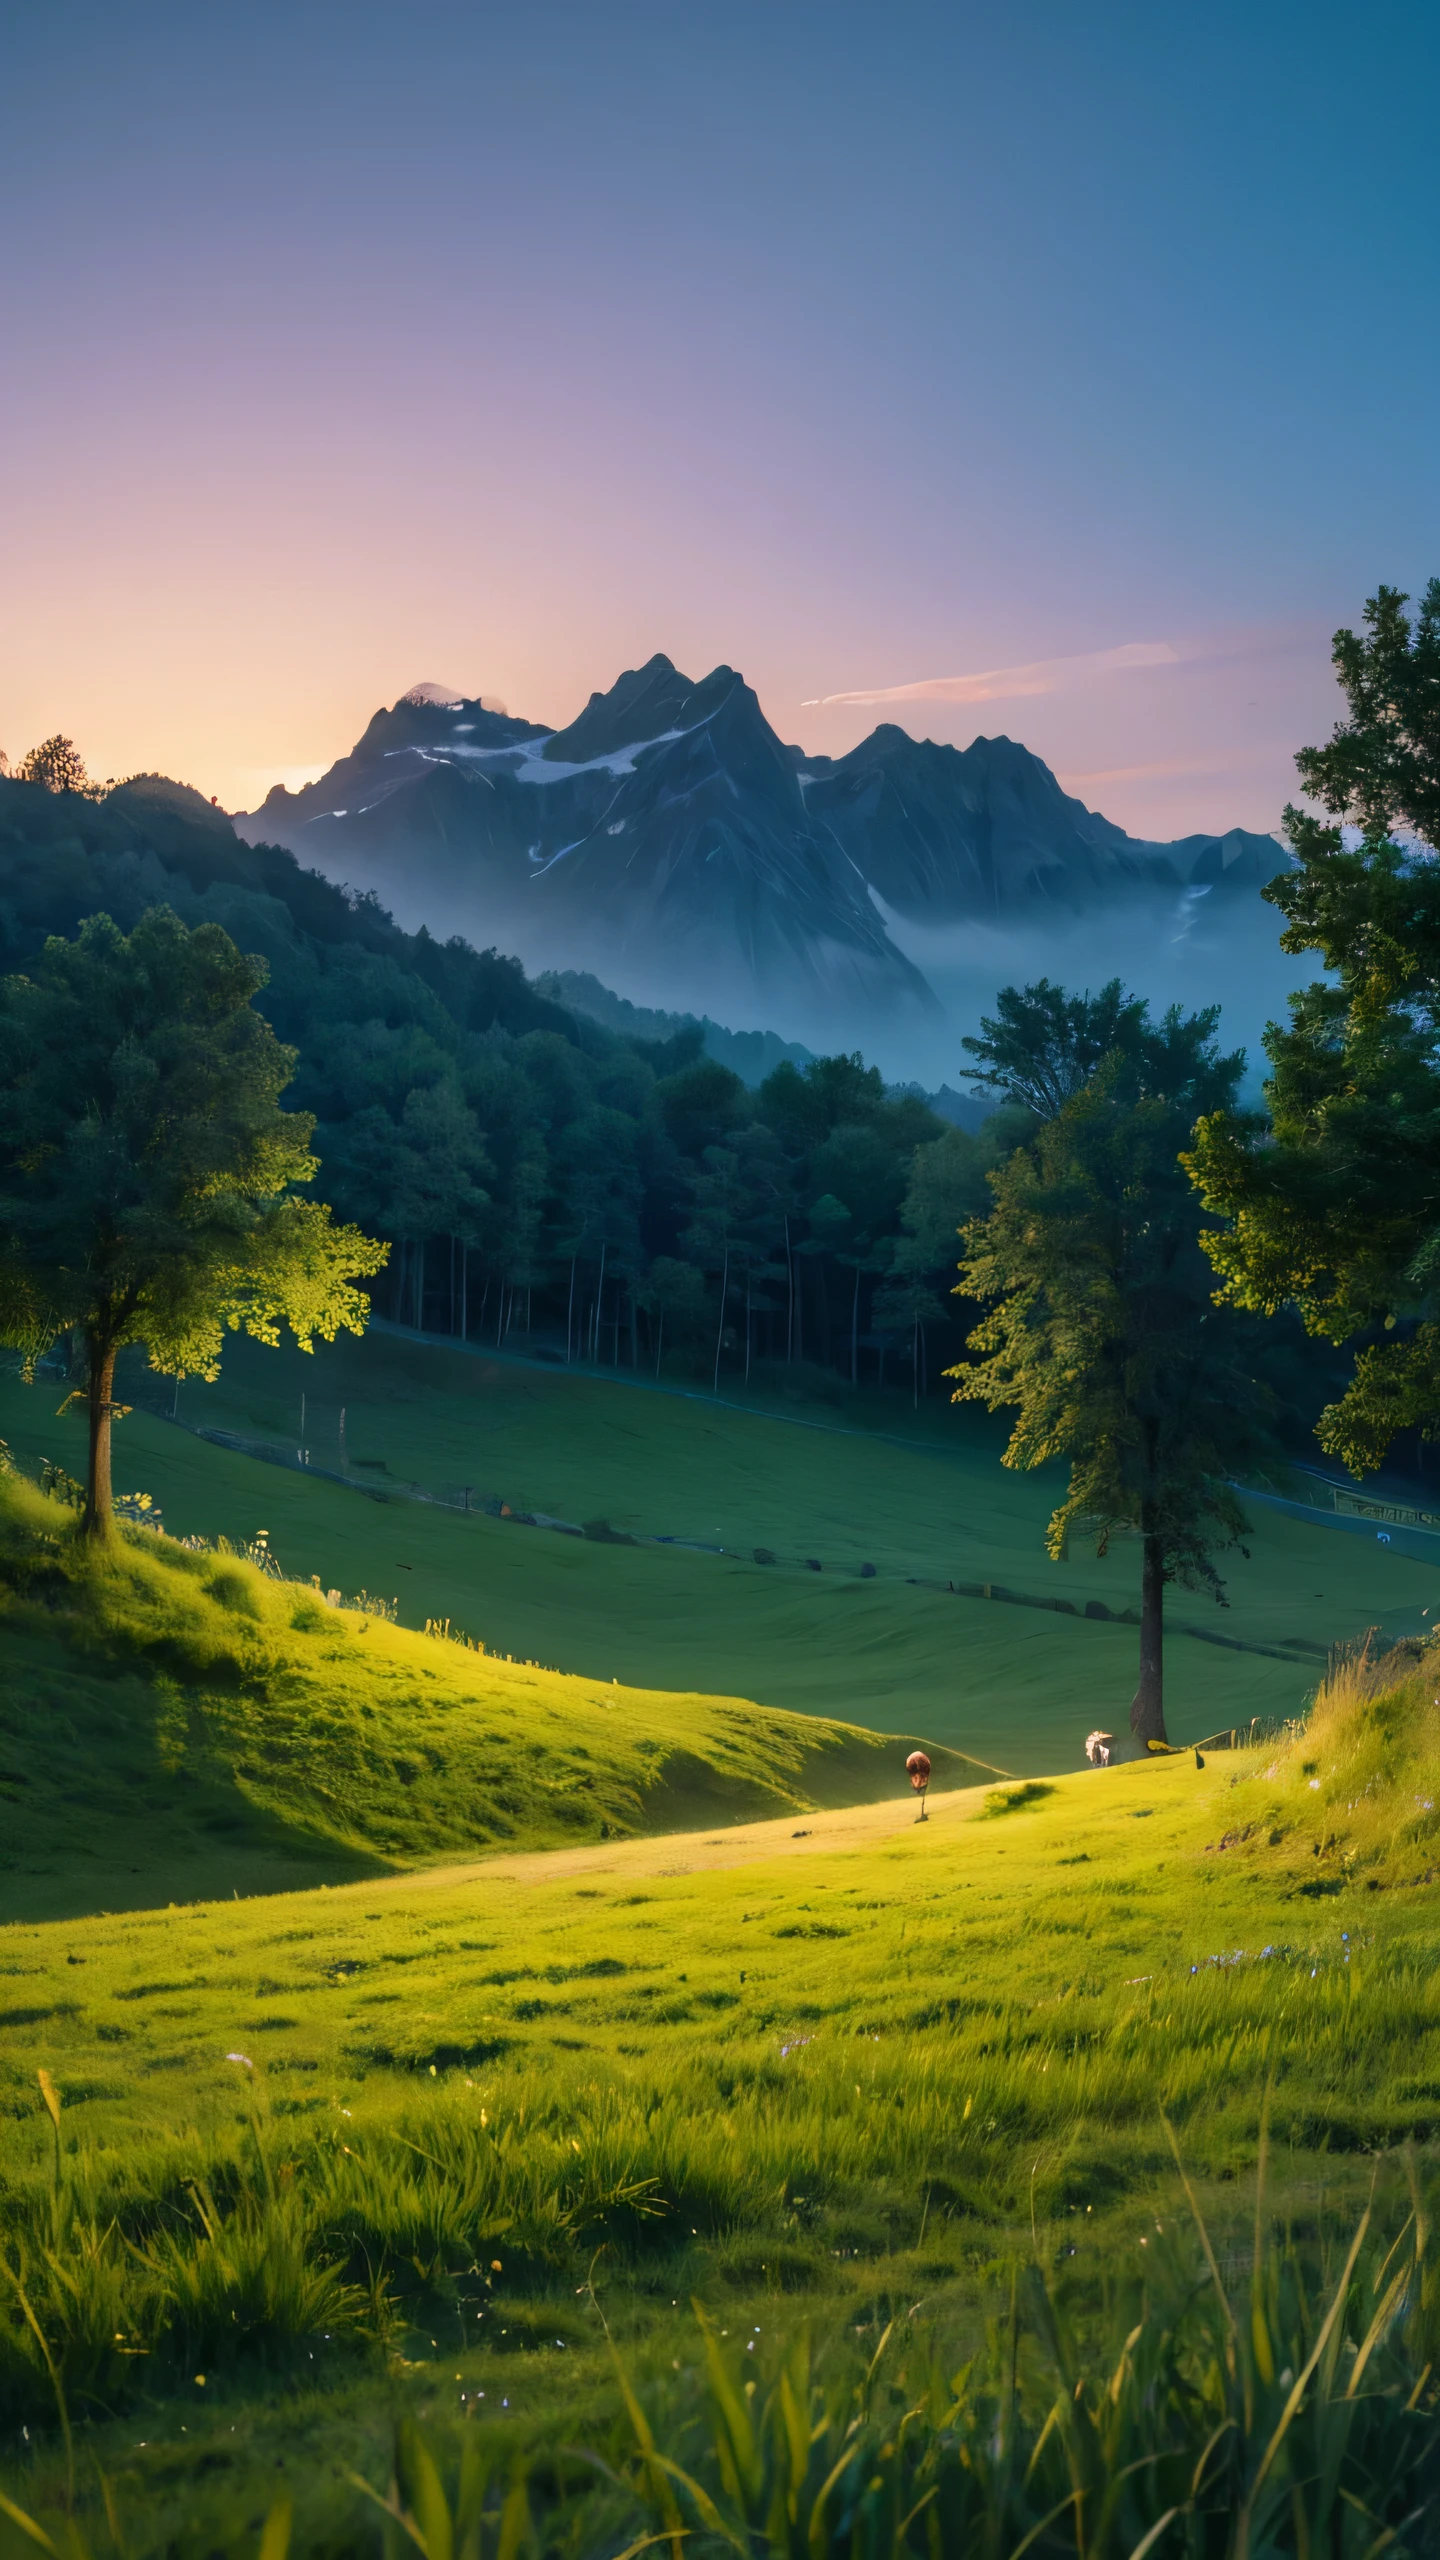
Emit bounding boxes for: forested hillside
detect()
[0,772,1019,1396]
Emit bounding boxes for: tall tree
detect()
[952,1006,1270,1744]
[0,909,386,1537]
[877,1117,1028,1403]
[961,979,1149,1118]
[1186,581,1440,1473]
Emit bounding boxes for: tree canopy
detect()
[0,770,1345,1452]
[1186,580,1440,1474]
[0,908,386,1535]
[961,978,1149,1118]
[953,1000,1272,1744]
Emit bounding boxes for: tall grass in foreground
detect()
[4,2176,1438,2558]
[5,1940,1438,2434]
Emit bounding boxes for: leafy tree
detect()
[1185,581,1440,1473]
[0,909,387,1537]
[952,1007,1270,1744]
[16,736,99,797]
[639,1255,709,1377]
[757,1051,886,1151]
[877,1120,1024,1402]
[1292,578,1440,846]
[653,1054,745,1158]
[961,979,1148,1117]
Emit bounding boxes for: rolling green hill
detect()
[3,1636,1439,2551]
[1,1326,1430,1775]
[0,1471,980,1923]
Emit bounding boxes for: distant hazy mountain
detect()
[800,723,1282,921]
[238,653,1288,1063]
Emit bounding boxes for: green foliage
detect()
[961,975,1151,1117]
[953,1008,1275,1741]
[0,908,385,1532]
[0,779,1353,1436]
[1293,576,1440,849]
[1187,581,1440,1473]
[8,2204,1437,2557]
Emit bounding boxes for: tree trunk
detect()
[566,1255,577,1362]
[745,1267,752,1384]
[784,1216,794,1364]
[461,1243,468,1341]
[850,1263,861,1386]
[655,1307,665,1379]
[81,1334,118,1542]
[414,1238,425,1331]
[713,1244,730,1393]
[1129,1517,1168,1744]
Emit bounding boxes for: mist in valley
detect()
[293,817,1311,1102]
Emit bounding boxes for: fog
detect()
[286,828,1315,1103]
[870,887,1317,1099]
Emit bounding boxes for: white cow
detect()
[1085,1729,1116,1767]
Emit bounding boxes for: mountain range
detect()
[239,654,1288,1060]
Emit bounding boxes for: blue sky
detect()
[4,0,1437,828]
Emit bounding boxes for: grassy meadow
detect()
[1,1325,1429,1773]
[0,1471,985,1922]
[3,1342,1440,2554]
[3,1623,1440,2551]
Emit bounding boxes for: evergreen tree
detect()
[952,1006,1269,1744]
[0,909,386,1537]
[1186,580,1440,1472]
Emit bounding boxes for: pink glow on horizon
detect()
[4,8,1433,850]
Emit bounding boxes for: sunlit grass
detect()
[0,1470,971,1918]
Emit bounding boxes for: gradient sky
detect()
[5,0,1438,835]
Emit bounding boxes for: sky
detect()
[4,0,1439,836]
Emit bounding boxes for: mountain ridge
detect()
[240,652,1287,1050]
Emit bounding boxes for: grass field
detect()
[2,1327,1430,1773]
[3,1628,1439,2552]
[4,1341,1439,2553]
[0,1473,986,1923]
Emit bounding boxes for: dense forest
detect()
[0,769,1026,1401]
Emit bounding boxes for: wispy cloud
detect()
[1058,746,1280,790]
[801,640,1178,710]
